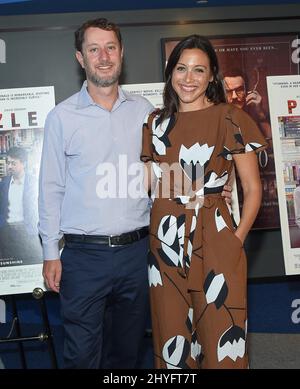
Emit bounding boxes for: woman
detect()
[141,35,266,369]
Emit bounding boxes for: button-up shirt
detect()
[38,82,153,260]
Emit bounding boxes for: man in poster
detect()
[0,146,41,266]
[223,68,272,139]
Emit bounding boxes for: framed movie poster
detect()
[0,86,55,295]
[267,75,300,275]
[162,33,300,229]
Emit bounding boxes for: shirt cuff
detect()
[42,242,60,261]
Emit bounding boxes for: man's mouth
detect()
[96,62,113,70]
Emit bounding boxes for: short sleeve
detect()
[223,105,268,157]
[141,110,158,162]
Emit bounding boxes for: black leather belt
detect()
[64,226,149,247]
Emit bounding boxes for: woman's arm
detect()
[233,151,262,244]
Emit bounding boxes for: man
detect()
[223,69,272,139]
[0,146,40,266]
[39,18,153,369]
[39,17,232,369]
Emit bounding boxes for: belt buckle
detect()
[109,235,121,247]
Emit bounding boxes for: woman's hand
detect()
[221,184,232,205]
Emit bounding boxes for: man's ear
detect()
[75,51,84,69]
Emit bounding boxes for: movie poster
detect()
[0,86,55,295]
[267,75,300,275]
[162,33,300,229]
[122,82,164,108]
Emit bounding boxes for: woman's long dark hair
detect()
[161,34,226,121]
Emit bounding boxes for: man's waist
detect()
[64,226,149,247]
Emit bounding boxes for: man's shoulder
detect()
[55,90,80,111]
[0,175,11,192]
[121,89,153,108]
[0,175,10,186]
[0,175,10,184]
[47,90,81,119]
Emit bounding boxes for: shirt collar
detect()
[76,81,134,109]
[10,174,25,186]
[76,81,94,108]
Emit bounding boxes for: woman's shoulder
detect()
[215,102,238,114]
[144,108,161,126]
[201,102,236,117]
[223,103,253,121]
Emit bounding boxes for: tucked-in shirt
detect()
[38,82,153,260]
[7,175,25,224]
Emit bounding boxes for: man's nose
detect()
[232,89,238,99]
[98,48,110,61]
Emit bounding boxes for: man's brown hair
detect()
[75,18,122,53]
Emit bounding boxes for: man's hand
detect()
[246,90,262,107]
[43,259,62,293]
[222,184,232,205]
[246,90,268,123]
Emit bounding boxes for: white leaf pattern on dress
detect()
[215,208,228,232]
[217,325,246,362]
[162,335,190,369]
[179,143,214,182]
[158,215,185,267]
[245,142,263,152]
[205,273,225,304]
[152,116,172,155]
[179,143,215,167]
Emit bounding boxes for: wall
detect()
[0,4,300,277]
